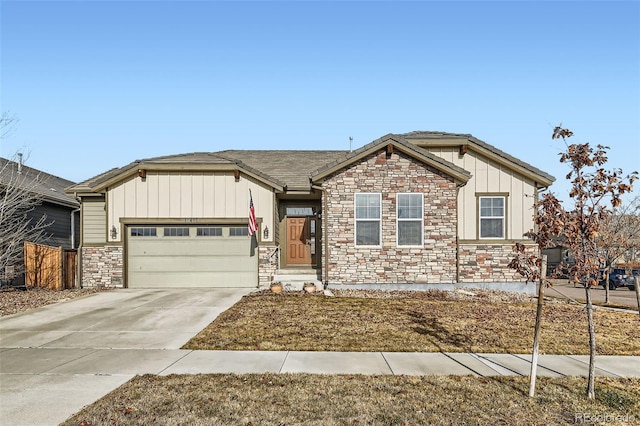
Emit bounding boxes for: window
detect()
[397,193,423,246]
[355,193,381,246]
[479,196,505,239]
[197,227,222,237]
[229,227,249,237]
[164,227,190,237]
[130,227,157,237]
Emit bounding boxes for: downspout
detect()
[323,187,329,289]
[74,198,82,288]
[312,183,329,288]
[455,184,463,283]
[70,208,80,249]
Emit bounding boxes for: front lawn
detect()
[183,291,640,355]
[63,374,640,426]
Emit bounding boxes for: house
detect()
[0,156,80,249]
[65,132,555,291]
[0,156,80,285]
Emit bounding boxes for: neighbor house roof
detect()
[0,157,79,208]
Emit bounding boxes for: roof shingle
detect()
[0,157,79,207]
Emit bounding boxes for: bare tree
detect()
[0,115,53,283]
[0,111,18,139]
[510,126,637,399]
[598,196,640,302]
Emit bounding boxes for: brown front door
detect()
[286,217,312,265]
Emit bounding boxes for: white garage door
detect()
[127,225,258,288]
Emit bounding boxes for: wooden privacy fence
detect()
[24,242,77,290]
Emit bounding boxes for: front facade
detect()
[66,132,554,291]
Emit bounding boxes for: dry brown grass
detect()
[0,287,112,317]
[183,291,640,355]
[62,374,640,426]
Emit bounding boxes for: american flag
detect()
[248,190,257,237]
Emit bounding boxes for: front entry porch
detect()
[280,204,321,270]
[271,202,323,290]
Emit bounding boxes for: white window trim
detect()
[396,193,424,247]
[478,196,506,240]
[354,193,382,248]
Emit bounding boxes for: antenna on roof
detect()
[349,137,353,152]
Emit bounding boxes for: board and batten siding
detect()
[82,197,107,244]
[106,171,274,243]
[425,147,537,241]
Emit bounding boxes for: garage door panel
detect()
[128,239,252,256]
[127,271,257,288]
[126,225,258,288]
[129,255,258,272]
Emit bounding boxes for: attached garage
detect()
[126,225,258,288]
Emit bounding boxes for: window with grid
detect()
[397,193,423,246]
[196,227,222,237]
[479,196,505,239]
[130,227,157,237]
[355,193,381,246]
[163,227,190,237]
[229,227,249,237]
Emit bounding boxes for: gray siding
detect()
[26,202,79,249]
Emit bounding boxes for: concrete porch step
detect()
[273,269,322,291]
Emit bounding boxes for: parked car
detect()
[600,268,637,291]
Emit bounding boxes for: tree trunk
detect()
[529,255,547,397]
[604,268,610,304]
[635,276,640,317]
[584,286,596,399]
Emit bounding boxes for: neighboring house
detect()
[65,131,554,291]
[0,157,80,250]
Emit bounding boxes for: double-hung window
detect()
[479,196,505,239]
[397,193,423,246]
[355,193,381,246]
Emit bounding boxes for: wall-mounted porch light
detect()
[263,226,269,240]
[110,225,118,240]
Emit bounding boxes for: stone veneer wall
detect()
[458,243,534,282]
[259,245,279,288]
[323,150,458,284]
[81,246,124,287]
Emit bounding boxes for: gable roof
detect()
[0,157,80,208]
[399,131,555,187]
[67,152,290,195]
[67,130,555,195]
[311,134,472,185]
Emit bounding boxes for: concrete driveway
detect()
[0,288,251,426]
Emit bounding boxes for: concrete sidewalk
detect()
[2,348,640,426]
[3,348,638,378]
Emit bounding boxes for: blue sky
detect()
[1,0,638,205]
